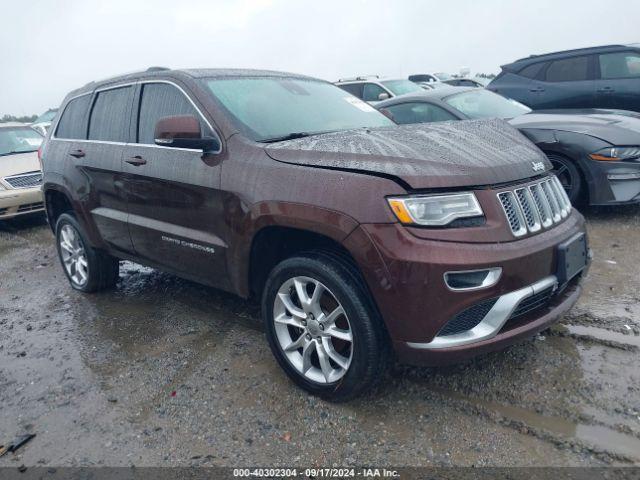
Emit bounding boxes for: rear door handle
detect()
[69,149,85,159]
[125,156,147,166]
[597,87,615,93]
[529,87,545,93]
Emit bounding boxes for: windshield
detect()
[0,127,43,156]
[204,77,393,142]
[434,72,452,81]
[444,89,531,119]
[34,110,57,123]
[380,80,424,96]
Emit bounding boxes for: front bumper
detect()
[344,209,587,365]
[0,187,44,219]
[587,159,640,205]
[395,278,582,366]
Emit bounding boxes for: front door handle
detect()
[597,87,615,93]
[529,87,545,93]
[69,149,85,159]
[125,156,147,166]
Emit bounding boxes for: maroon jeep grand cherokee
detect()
[41,68,589,400]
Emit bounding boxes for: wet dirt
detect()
[0,206,639,467]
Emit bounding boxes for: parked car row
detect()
[376,87,640,206]
[38,67,589,400]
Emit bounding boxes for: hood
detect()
[0,151,40,179]
[510,109,640,145]
[265,119,551,190]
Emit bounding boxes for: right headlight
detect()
[589,146,640,162]
[387,192,483,226]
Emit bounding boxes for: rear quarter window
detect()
[88,86,133,142]
[55,95,91,139]
[518,62,546,79]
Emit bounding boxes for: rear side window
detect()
[338,83,363,99]
[599,52,640,79]
[88,87,132,142]
[384,102,457,124]
[545,56,589,82]
[518,62,545,79]
[55,95,91,139]
[362,83,387,102]
[137,83,201,144]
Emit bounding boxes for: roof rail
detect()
[336,74,379,82]
[81,67,172,88]
[513,44,625,63]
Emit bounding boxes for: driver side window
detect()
[137,83,204,145]
[362,83,387,102]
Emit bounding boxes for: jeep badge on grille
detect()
[532,161,546,172]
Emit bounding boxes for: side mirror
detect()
[154,115,220,153]
[378,92,390,101]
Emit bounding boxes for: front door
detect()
[122,81,229,289]
[596,50,640,112]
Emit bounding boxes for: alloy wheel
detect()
[549,156,574,197]
[273,276,353,384]
[59,224,89,287]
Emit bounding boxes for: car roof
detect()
[375,86,473,107]
[504,44,634,70]
[335,77,407,84]
[65,67,322,98]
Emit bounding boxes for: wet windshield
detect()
[0,127,43,156]
[445,89,532,119]
[204,77,394,142]
[34,110,57,123]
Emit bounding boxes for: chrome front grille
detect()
[498,176,571,237]
[3,171,42,189]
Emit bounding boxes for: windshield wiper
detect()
[260,132,315,143]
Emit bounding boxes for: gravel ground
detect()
[1,206,639,468]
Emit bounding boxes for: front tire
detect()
[262,252,390,401]
[546,152,584,205]
[55,213,119,293]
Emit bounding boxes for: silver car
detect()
[0,123,44,219]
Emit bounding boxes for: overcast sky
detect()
[1,0,638,115]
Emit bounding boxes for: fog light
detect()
[444,267,502,291]
[607,172,640,181]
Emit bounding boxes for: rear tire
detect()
[546,152,584,205]
[262,251,390,401]
[55,213,119,293]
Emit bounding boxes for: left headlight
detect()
[590,146,640,162]
[387,192,483,226]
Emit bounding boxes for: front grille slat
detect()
[499,175,570,237]
[509,286,555,320]
[3,171,42,189]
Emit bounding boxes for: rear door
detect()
[122,81,229,288]
[531,55,596,109]
[65,85,134,253]
[596,50,640,112]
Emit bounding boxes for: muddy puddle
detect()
[430,387,640,461]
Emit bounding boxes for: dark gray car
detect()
[377,87,640,206]
[488,44,640,113]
